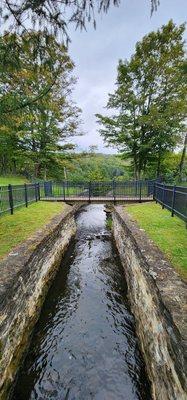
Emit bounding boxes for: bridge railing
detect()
[43,180,155,201]
[1,180,186,224]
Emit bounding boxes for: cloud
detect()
[68,0,187,153]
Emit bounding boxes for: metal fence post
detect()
[153,182,156,200]
[8,184,14,214]
[63,181,66,201]
[24,183,28,207]
[139,181,142,203]
[113,180,116,204]
[66,181,69,197]
[35,183,38,202]
[89,181,91,203]
[162,184,165,209]
[37,183,40,201]
[135,180,138,197]
[171,185,176,217]
[155,183,158,204]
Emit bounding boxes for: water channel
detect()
[12,204,151,400]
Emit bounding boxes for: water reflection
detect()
[12,205,151,400]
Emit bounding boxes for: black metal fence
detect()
[43,180,155,201]
[0,182,44,216]
[1,180,186,224]
[153,183,187,223]
[0,179,155,216]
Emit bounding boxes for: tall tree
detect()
[0,32,72,118]
[96,21,187,179]
[0,32,81,178]
[177,61,187,182]
[178,133,187,182]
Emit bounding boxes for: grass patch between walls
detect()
[125,202,187,280]
[0,201,68,259]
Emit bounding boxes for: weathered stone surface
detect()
[0,204,80,400]
[113,206,187,400]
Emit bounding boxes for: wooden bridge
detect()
[41,180,155,204]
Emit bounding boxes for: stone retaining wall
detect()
[0,204,79,400]
[113,206,187,400]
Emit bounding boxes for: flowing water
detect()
[12,205,151,400]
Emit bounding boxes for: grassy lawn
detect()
[0,201,67,260]
[176,182,187,187]
[0,175,29,186]
[125,202,187,279]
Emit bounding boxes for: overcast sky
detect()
[68,0,187,153]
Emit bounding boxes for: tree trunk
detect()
[133,155,138,180]
[35,162,42,178]
[44,166,47,180]
[178,133,187,182]
[156,145,162,178]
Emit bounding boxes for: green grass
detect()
[125,202,187,279]
[0,201,67,259]
[106,215,112,230]
[0,175,29,186]
[176,182,187,187]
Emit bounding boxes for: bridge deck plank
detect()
[41,196,153,202]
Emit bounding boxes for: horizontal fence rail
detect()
[43,180,155,202]
[1,180,186,225]
[0,183,41,216]
[154,183,187,224]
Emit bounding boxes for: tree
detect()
[1,1,160,39]
[96,21,187,179]
[0,32,81,178]
[178,133,187,182]
[89,145,99,155]
[0,32,73,118]
[177,62,187,182]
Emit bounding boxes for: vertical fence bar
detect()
[113,180,116,204]
[51,181,53,197]
[44,181,47,197]
[171,185,176,217]
[63,181,66,201]
[155,183,158,204]
[162,184,165,209]
[35,183,38,202]
[135,180,138,197]
[37,183,40,201]
[24,183,28,207]
[89,181,91,203]
[8,184,14,214]
[153,182,156,200]
[139,181,142,203]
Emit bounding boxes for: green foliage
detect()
[97,21,187,179]
[126,203,187,279]
[0,201,67,259]
[64,153,131,181]
[0,32,81,179]
[145,151,187,183]
[162,152,187,183]
[1,1,160,39]
[106,215,112,230]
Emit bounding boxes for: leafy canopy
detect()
[0,32,82,179]
[96,20,187,179]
